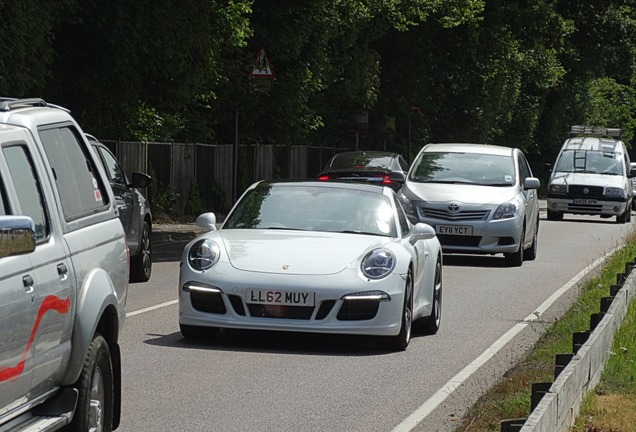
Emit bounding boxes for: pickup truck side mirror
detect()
[0,216,36,258]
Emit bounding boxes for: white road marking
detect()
[126,299,178,317]
[391,248,617,432]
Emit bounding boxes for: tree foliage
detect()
[0,0,634,171]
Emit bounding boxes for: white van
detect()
[547,126,634,223]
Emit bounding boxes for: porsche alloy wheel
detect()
[418,258,442,334]
[376,270,413,351]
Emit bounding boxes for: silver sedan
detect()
[399,143,540,267]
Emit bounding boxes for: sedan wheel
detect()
[524,221,538,261]
[504,227,524,267]
[376,270,413,351]
[130,221,152,283]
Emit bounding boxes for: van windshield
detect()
[554,150,623,175]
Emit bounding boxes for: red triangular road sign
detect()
[251,48,275,79]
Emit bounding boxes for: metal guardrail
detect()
[502,261,636,431]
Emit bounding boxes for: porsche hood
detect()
[217,230,390,275]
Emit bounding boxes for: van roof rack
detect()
[0,98,48,111]
[570,125,622,138]
[0,97,70,113]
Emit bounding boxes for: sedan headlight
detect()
[549,183,567,193]
[361,249,395,279]
[493,201,518,220]
[605,187,625,198]
[188,239,221,271]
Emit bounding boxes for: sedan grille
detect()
[437,234,482,247]
[418,207,489,221]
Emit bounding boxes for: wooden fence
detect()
[100,140,351,215]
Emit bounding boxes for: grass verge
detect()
[455,230,636,431]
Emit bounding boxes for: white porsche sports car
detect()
[179,180,443,351]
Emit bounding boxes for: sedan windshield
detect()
[224,184,397,237]
[409,152,516,186]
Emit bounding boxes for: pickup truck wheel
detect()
[130,221,152,283]
[68,334,113,432]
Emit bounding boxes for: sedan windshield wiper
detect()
[338,229,388,237]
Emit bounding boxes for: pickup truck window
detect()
[2,145,48,240]
[39,126,109,221]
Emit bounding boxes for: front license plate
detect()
[574,198,597,205]
[247,289,315,307]
[436,224,473,236]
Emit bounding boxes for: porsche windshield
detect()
[409,152,516,186]
[224,183,397,237]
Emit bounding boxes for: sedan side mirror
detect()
[524,177,541,190]
[130,172,152,188]
[389,171,406,183]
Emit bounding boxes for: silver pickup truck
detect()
[0,98,128,432]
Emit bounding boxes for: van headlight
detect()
[493,201,518,220]
[605,187,625,198]
[549,184,567,194]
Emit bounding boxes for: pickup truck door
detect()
[0,252,36,416]
[1,143,75,396]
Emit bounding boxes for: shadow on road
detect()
[142,327,433,357]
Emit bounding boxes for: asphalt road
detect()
[118,212,634,432]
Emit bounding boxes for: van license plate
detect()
[574,198,597,205]
[436,225,473,236]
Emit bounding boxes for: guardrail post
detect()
[610,284,623,297]
[616,272,626,284]
[600,296,614,313]
[500,418,526,432]
[530,382,552,411]
[554,353,574,379]
[590,312,605,331]
[572,331,590,354]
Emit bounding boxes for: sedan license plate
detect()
[436,224,473,236]
[247,289,315,307]
[574,198,597,205]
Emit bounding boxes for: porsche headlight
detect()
[605,187,625,198]
[188,239,221,271]
[361,249,395,279]
[549,184,567,194]
[493,201,518,220]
